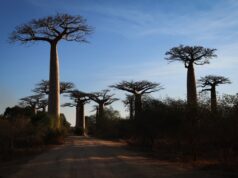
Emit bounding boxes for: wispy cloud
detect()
[77,0,238,43]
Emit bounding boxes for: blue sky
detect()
[1,0,238,125]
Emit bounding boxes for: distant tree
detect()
[89,90,118,128]
[33,80,74,95]
[10,13,92,129]
[198,75,231,112]
[123,94,135,119]
[165,45,217,107]
[110,80,162,119]
[37,99,48,112]
[91,105,99,120]
[62,90,90,135]
[19,94,45,114]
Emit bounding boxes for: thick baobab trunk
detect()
[48,42,60,129]
[75,102,86,135]
[129,97,134,119]
[79,102,86,135]
[187,63,197,107]
[96,103,104,131]
[210,86,217,112]
[95,106,99,120]
[75,104,80,128]
[134,94,142,119]
[98,103,104,119]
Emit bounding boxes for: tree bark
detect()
[129,97,134,119]
[97,103,104,130]
[187,63,197,107]
[134,94,142,119]
[75,102,86,135]
[48,42,60,129]
[211,86,217,113]
[79,102,85,135]
[75,104,80,128]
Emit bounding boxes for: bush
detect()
[0,109,71,159]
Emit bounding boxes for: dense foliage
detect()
[0,107,70,160]
[87,94,238,162]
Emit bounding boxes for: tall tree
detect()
[63,90,90,135]
[110,80,162,119]
[10,13,92,129]
[165,45,217,107]
[89,90,118,128]
[123,94,135,119]
[198,75,231,112]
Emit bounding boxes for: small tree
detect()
[110,80,162,119]
[89,90,118,129]
[10,13,92,129]
[19,94,45,114]
[165,45,217,107]
[63,90,90,135]
[37,99,48,112]
[198,75,231,112]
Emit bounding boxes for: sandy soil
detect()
[0,136,234,178]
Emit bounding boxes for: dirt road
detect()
[1,137,230,178]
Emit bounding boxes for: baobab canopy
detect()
[9,13,93,44]
[9,13,93,129]
[165,45,217,107]
[165,45,217,68]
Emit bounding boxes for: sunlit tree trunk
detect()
[48,42,60,129]
[211,85,217,113]
[187,63,197,107]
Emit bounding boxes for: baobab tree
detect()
[198,75,231,112]
[37,99,48,112]
[165,45,217,107]
[110,80,162,119]
[123,94,135,119]
[33,80,74,95]
[89,90,118,128]
[63,90,90,135]
[19,94,44,114]
[10,13,92,129]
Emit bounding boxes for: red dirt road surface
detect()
[1,137,231,178]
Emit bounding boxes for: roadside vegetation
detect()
[1,13,237,172]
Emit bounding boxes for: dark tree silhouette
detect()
[37,99,48,112]
[165,45,217,107]
[90,105,99,121]
[89,90,118,128]
[10,13,92,128]
[63,90,90,135]
[198,75,231,112]
[19,94,44,114]
[33,80,74,95]
[123,94,135,119]
[110,80,162,119]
